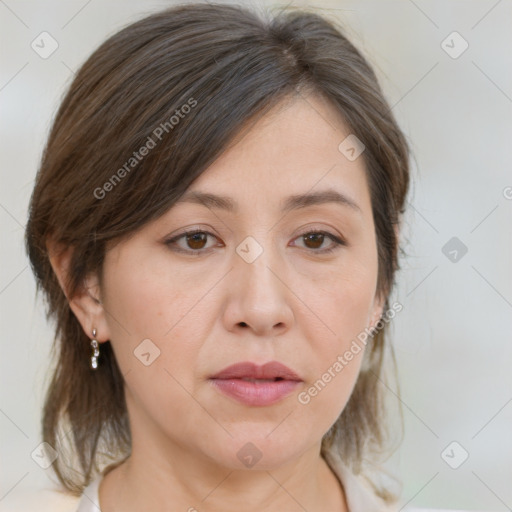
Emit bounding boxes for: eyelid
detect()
[294,225,346,243]
[164,224,220,242]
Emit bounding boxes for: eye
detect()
[291,230,346,254]
[165,228,346,255]
[165,229,221,254]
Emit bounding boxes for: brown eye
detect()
[165,229,220,254]
[186,232,208,250]
[302,232,325,249]
[292,230,346,254]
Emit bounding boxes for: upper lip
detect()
[210,361,302,381]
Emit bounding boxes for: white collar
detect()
[76,475,101,512]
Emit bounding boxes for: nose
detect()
[222,241,294,338]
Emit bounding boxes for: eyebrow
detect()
[175,189,361,214]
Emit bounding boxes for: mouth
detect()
[211,361,302,381]
[209,361,303,407]
[238,377,285,383]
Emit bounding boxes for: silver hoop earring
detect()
[90,328,100,370]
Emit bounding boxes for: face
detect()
[82,94,384,471]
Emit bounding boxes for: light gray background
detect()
[1,1,511,510]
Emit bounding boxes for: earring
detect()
[90,328,100,370]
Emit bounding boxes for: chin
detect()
[207,430,314,471]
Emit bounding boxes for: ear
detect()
[47,238,111,343]
[368,291,385,330]
[368,222,401,329]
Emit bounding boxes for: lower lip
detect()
[210,379,301,406]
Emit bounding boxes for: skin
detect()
[50,92,384,512]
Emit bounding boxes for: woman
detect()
[25,3,410,511]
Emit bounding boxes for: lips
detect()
[211,361,302,381]
[209,361,302,406]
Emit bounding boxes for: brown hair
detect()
[25,2,409,500]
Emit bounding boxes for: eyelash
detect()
[164,228,346,255]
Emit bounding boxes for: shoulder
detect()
[0,486,80,512]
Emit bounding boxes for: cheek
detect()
[99,250,216,400]
[295,255,378,349]
[101,247,210,345]
[297,347,365,434]
[99,258,211,438]
[295,278,372,435]
[292,252,377,418]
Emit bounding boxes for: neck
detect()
[99,434,347,512]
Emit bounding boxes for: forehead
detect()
[178,95,372,215]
